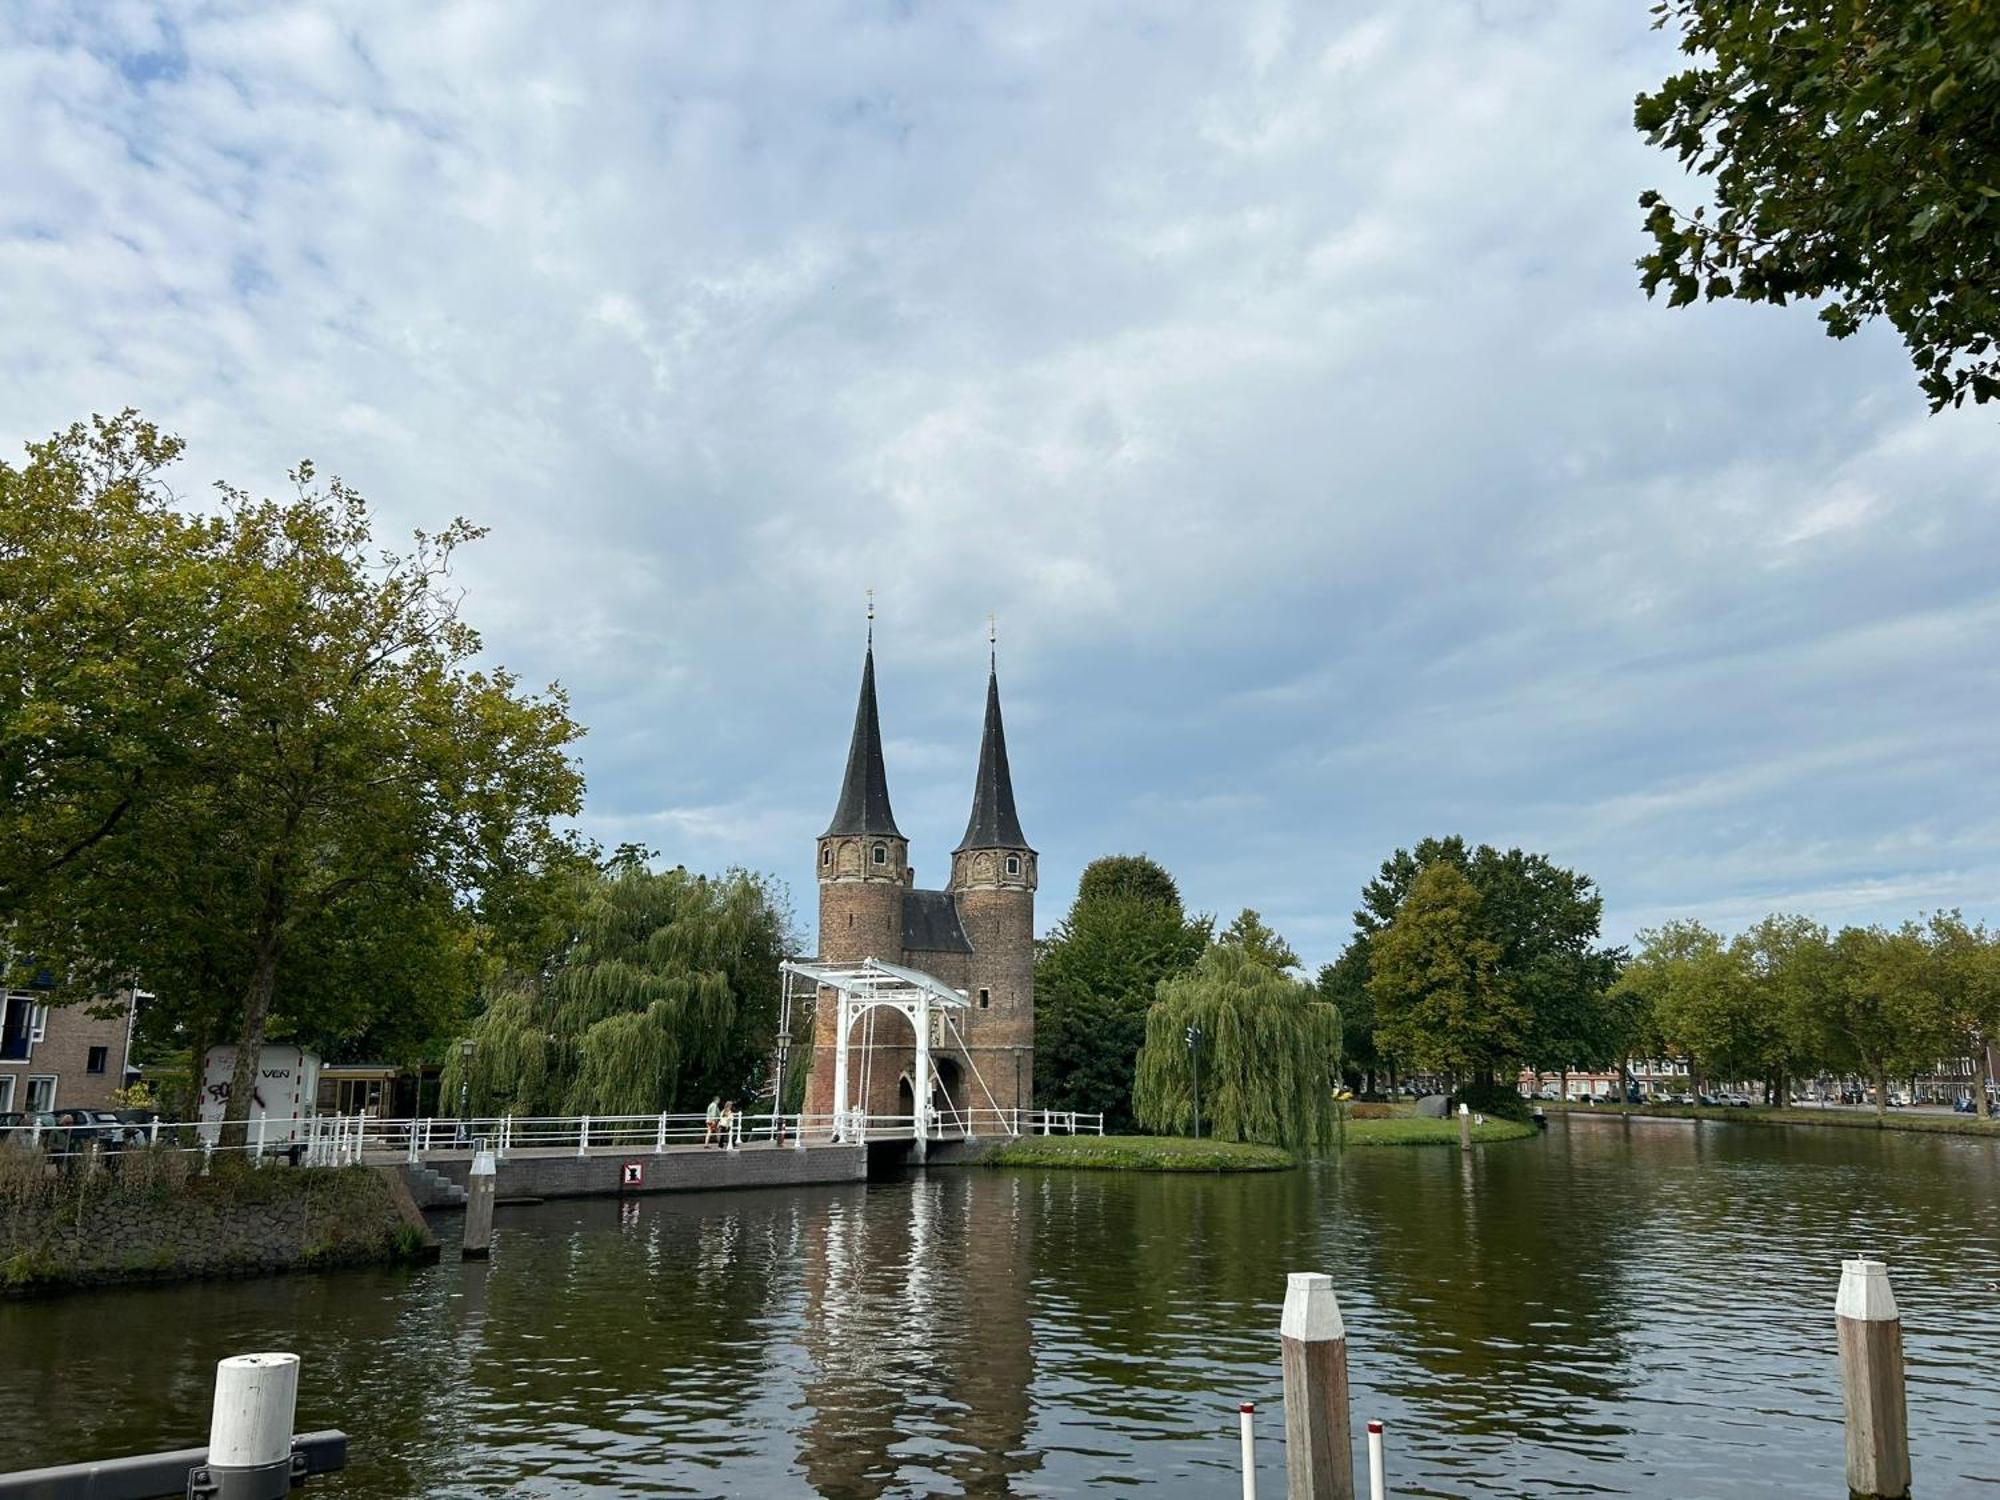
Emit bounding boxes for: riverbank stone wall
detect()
[0,1158,435,1295]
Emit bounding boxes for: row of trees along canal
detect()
[1040,838,2000,1144]
[2,414,799,1142]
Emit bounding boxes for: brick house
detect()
[0,986,136,1114]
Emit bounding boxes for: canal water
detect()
[3,1116,1998,1498]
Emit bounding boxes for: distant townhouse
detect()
[0,984,136,1114]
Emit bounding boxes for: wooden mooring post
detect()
[1837,1257,1910,1500]
[462,1145,497,1259]
[1281,1272,1354,1500]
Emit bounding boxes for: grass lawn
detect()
[1341,1114,1536,1147]
[983,1134,1295,1172]
[1546,1099,2000,1138]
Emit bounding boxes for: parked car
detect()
[49,1108,145,1152]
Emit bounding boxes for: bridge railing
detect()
[0,1105,1106,1170]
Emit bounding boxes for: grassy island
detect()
[1341,1115,1536,1147]
[984,1134,1295,1172]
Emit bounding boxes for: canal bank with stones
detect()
[3,1114,1997,1497]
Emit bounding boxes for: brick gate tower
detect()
[802,629,1036,1125]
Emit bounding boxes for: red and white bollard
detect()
[1366,1419,1386,1500]
[1238,1401,1257,1500]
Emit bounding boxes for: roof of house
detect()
[902,888,972,954]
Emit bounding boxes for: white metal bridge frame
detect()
[781,955,1014,1159]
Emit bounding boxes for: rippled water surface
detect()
[4,1116,1999,1497]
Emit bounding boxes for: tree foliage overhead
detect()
[1635,0,2000,409]
[1133,940,1343,1154]
[2,414,587,1139]
[446,861,792,1119]
[0,414,217,925]
[1036,854,1211,1131]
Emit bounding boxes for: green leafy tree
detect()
[1035,855,1210,1131]
[1927,911,2000,1117]
[1219,908,1301,973]
[1317,943,1377,1092]
[0,413,218,931]
[1636,0,2000,409]
[1617,921,1760,1100]
[446,862,792,1118]
[1133,941,1342,1152]
[1829,923,1949,1115]
[1352,840,1613,1085]
[1735,914,1839,1104]
[1075,853,1185,909]
[1368,863,1525,1081]
[8,421,586,1144]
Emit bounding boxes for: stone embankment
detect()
[0,1148,435,1295]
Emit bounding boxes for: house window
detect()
[87,1046,108,1075]
[979,988,990,1010]
[30,1004,48,1043]
[872,844,887,866]
[1004,855,1021,877]
[25,1075,56,1112]
[0,1076,14,1111]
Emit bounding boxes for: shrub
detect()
[1451,1080,1531,1122]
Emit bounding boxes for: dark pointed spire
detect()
[822,643,903,839]
[956,662,1029,852]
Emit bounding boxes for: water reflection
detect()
[3,1118,1998,1498]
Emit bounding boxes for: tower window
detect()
[1005,855,1021,877]
[822,847,832,867]
[872,844,887,866]
[979,988,990,1010]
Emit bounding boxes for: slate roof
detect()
[955,667,1030,852]
[822,646,903,839]
[902,888,973,954]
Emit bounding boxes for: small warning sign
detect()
[622,1161,643,1188]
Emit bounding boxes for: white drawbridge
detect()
[780,956,1012,1159]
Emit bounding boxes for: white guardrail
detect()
[0,1106,1105,1167]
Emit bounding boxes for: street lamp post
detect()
[458,1039,474,1124]
[1186,1023,1202,1140]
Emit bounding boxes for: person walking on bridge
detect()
[704,1097,721,1148]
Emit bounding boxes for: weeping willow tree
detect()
[442,862,791,1117]
[1133,941,1343,1153]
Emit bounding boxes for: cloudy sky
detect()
[5,2,1996,967]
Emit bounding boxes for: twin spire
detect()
[820,617,1029,852]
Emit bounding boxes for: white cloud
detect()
[3,0,1997,968]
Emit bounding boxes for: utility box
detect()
[198,1045,321,1148]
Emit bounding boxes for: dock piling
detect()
[204,1352,300,1499]
[463,1145,497,1259]
[1280,1271,1354,1500]
[1837,1257,1910,1499]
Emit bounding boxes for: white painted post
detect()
[406,1118,418,1163]
[1281,1272,1354,1500]
[149,1118,161,1147]
[1366,1421,1385,1500]
[913,1001,932,1163]
[356,1114,368,1159]
[1239,1401,1258,1500]
[253,1113,266,1166]
[656,1112,668,1154]
[30,1116,42,1148]
[501,1113,513,1158]
[1837,1258,1911,1500]
[831,996,852,1142]
[463,1146,498,1259]
[578,1114,591,1157]
[206,1351,300,1497]
[1457,1102,1471,1153]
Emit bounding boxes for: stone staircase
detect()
[400,1161,468,1209]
